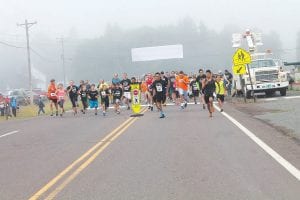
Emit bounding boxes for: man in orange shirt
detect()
[47,79,58,116]
[176,71,190,109]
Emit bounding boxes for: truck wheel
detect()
[280,89,287,96]
[265,91,275,97]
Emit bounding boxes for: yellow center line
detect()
[45,118,139,200]
[28,108,147,200]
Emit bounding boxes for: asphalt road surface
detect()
[0,103,299,200]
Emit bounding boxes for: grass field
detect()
[0,100,74,121]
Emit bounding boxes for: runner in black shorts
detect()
[67,80,79,115]
[202,70,216,118]
[151,72,167,118]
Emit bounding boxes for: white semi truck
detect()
[232,30,289,98]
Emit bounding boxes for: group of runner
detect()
[47,69,227,118]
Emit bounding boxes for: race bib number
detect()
[101,91,106,96]
[59,96,64,100]
[156,85,163,92]
[50,93,56,97]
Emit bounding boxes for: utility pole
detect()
[18,19,37,104]
[57,37,66,86]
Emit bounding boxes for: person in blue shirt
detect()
[10,97,18,117]
[112,73,121,86]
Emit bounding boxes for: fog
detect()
[0,0,300,90]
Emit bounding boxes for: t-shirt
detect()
[169,76,176,89]
[112,88,123,99]
[112,78,121,86]
[196,74,206,90]
[176,75,189,91]
[56,89,65,100]
[120,79,131,92]
[190,80,199,92]
[100,89,110,99]
[225,72,233,83]
[203,79,216,95]
[88,90,98,101]
[48,84,57,99]
[67,85,79,98]
[79,90,88,101]
[151,80,167,94]
[162,76,169,88]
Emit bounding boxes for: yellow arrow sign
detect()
[233,48,252,66]
[232,65,247,75]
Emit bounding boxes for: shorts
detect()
[217,94,225,102]
[89,100,98,108]
[58,99,65,108]
[169,87,175,95]
[101,97,109,108]
[123,92,131,100]
[49,98,57,104]
[192,90,200,97]
[113,98,121,104]
[178,88,188,96]
[204,94,214,104]
[153,93,165,103]
[70,96,78,108]
[81,99,88,109]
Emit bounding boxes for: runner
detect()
[112,83,123,114]
[47,79,58,116]
[202,70,216,118]
[56,83,66,116]
[151,72,167,118]
[100,84,110,116]
[168,71,177,103]
[79,84,88,114]
[145,73,154,111]
[66,80,79,116]
[190,75,200,104]
[120,73,131,110]
[112,73,121,86]
[196,69,207,109]
[88,84,99,115]
[215,74,226,112]
[160,71,169,105]
[176,71,190,109]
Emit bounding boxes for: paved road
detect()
[0,103,299,200]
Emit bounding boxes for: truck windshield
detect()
[249,60,276,69]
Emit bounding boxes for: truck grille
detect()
[255,70,278,82]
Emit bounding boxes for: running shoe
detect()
[220,109,224,112]
[160,113,165,118]
[184,102,187,108]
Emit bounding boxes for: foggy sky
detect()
[0,0,300,59]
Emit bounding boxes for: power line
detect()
[0,40,25,49]
[30,47,59,63]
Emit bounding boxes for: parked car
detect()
[8,89,30,106]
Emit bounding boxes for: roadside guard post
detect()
[130,83,144,117]
[232,48,255,102]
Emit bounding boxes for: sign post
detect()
[130,83,144,117]
[232,48,255,102]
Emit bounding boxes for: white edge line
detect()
[214,105,300,181]
[0,130,20,139]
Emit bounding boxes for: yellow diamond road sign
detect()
[233,48,251,66]
[232,65,247,75]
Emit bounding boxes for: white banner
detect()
[131,44,183,62]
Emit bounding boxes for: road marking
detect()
[28,108,147,200]
[263,95,300,102]
[0,130,19,139]
[214,105,300,181]
[45,118,139,200]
